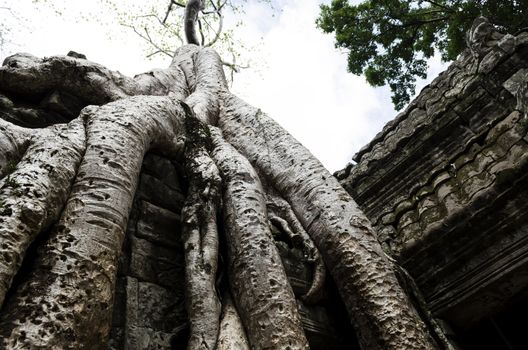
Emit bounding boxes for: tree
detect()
[106,0,271,78]
[28,0,271,80]
[0,1,439,349]
[317,0,528,110]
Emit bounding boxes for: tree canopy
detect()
[317,0,528,110]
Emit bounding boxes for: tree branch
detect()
[120,23,174,58]
[197,18,206,46]
[396,16,450,29]
[203,11,223,47]
[185,0,205,45]
[422,0,456,13]
[163,0,186,23]
[0,53,187,105]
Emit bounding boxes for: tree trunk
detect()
[0,42,438,349]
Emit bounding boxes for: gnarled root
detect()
[218,93,436,350]
[181,104,222,350]
[210,127,309,350]
[391,259,456,350]
[216,290,250,350]
[0,53,187,106]
[0,118,35,178]
[266,188,325,304]
[0,119,85,307]
[0,96,186,348]
[0,45,445,350]
[183,47,228,125]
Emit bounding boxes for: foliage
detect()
[317,0,528,110]
[25,0,273,80]
[96,0,273,77]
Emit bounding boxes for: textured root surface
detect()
[0,53,187,105]
[210,127,309,350]
[0,118,35,175]
[182,108,222,350]
[266,189,325,304]
[0,97,185,349]
[0,119,85,307]
[183,48,228,125]
[218,93,435,349]
[216,291,250,350]
[0,43,442,350]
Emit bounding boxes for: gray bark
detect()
[210,127,309,349]
[0,41,440,350]
[181,106,222,350]
[218,94,436,349]
[0,120,85,307]
[0,53,187,105]
[183,47,228,124]
[265,189,325,304]
[216,291,250,350]
[0,118,34,177]
[0,97,186,349]
[184,0,205,45]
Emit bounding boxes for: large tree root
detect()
[266,188,325,304]
[0,91,72,127]
[183,47,228,125]
[181,106,222,350]
[210,127,309,350]
[171,45,201,94]
[0,119,85,307]
[391,260,456,350]
[216,291,250,350]
[0,53,187,105]
[0,118,35,177]
[218,93,436,349]
[0,97,186,348]
[0,41,445,350]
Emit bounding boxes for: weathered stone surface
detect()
[137,173,185,213]
[108,152,188,349]
[141,154,183,192]
[337,21,528,333]
[128,236,184,288]
[134,200,182,248]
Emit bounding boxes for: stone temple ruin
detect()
[0,17,527,350]
[336,18,528,349]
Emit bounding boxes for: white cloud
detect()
[231,0,449,171]
[0,0,448,172]
[231,0,399,171]
[0,0,172,73]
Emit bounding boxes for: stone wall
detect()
[336,23,528,328]
[107,152,357,349]
[108,153,188,349]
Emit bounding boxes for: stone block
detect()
[135,200,182,248]
[128,236,184,288]
[142,154,184,192]
[125,277,187,345]
[138,174,185,213]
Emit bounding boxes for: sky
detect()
[0,0,447,172]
